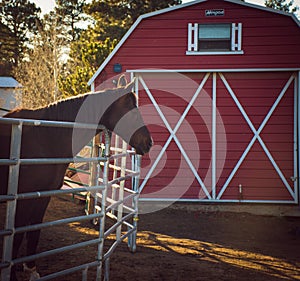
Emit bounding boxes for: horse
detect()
[0,75,152,280]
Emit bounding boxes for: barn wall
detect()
[94,0,300,90]
[90,0,300,203]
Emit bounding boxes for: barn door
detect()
[215,72,298,202]
[133,71,298,203]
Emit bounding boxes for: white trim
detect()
[186,51,244,55]
[88,0,299,85]
[127,68,300,73]
[296,71,300,204]
[225,0,300,26]
[212,73,217,199]
[88,16,142,85]
[139,198,298,204]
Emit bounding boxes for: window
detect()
[199,24,231,51]
[187,23,243,55]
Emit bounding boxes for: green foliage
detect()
[59,0,182,96]
[265,0,299,13]
[55,0,87,42]
[0,22,17,75]
[0,0,41,69]
[59,36,117,97]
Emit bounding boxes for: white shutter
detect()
[237,23,242,51]
[188,23,198,52]
[231,23,242,51]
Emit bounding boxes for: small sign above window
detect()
[205,9,225,17]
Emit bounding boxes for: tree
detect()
[265,0,299,13]
[55,0,88,42]
[14,12,66,108]
[59,33,117,97]
[59,0,182,96]
[0,22,17,75]
[86,0,182,41]
[0,0,41,68]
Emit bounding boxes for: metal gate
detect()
[0,117,140,280]
[131,69,299,203]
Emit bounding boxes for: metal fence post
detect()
[96,131,111,280]
[1,122,22,281]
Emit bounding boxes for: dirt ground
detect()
[1,196,300,281]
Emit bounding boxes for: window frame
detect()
[186,22,243,55]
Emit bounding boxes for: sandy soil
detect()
[1,196,300,281]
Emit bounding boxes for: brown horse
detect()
[0,75,152,280]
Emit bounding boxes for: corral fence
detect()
[0,117,141,280]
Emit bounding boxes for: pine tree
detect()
[55,0,88,42]
[265,0,299,13]
[0,22,16,75]
[0,0,41,68]
[59,0,182,96]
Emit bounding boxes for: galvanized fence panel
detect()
[0,117,140,281]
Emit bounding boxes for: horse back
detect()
[0,109,69,195]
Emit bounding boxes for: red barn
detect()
[88,0,300,204]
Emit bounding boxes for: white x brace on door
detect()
[132,71,299,203]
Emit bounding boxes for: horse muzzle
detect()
[132,137,153,155]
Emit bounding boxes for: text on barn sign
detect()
[205,9,225,16]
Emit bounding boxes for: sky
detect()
[30,0,300,16]
[31,0,55,14]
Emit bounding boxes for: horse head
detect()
[100,75,152,155]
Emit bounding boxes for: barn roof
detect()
[0,77,22,88]
[88,0,300,86]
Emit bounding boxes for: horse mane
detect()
[5,87,121,122]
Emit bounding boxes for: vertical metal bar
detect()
[96,131,110,281]
[82,267,88,281]
[2,123,22,281]
[130,155,141,252]
[87,134,100,220]
[116,140,127,240]
[111,135,119,215]
[104,258,110,281]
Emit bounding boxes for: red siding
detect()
[94,0,299,89]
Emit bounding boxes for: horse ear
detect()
[117,75,127,87]
[124,78,136,92]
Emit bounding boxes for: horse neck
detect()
[46,92,109,156]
